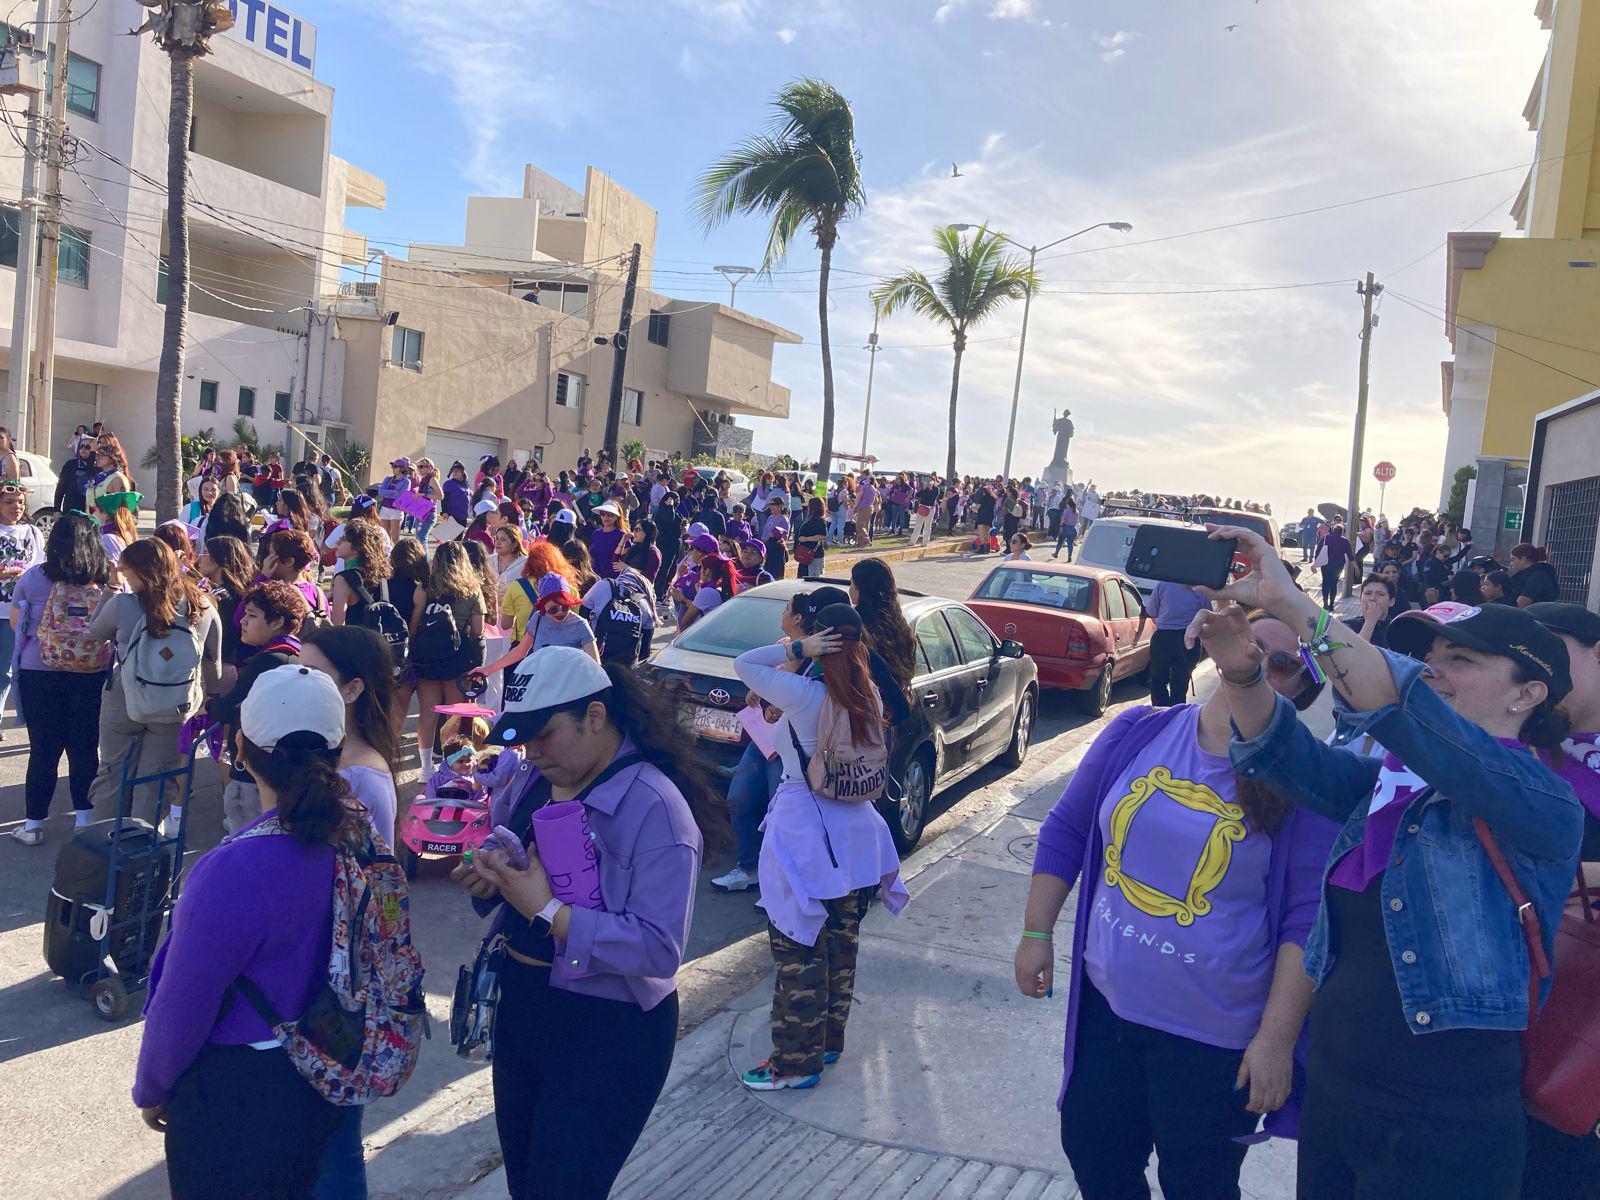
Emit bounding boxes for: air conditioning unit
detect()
[0,45,42,97]
[338,281,379,299]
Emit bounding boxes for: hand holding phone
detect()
[489,826,530,871]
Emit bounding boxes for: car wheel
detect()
[1001,690,1034,770]
[30,507,58,540]
[882,747,933,855]
[1077,663,1114,717]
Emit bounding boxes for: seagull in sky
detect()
[1225,23,1239,31]
[951,162,963,178]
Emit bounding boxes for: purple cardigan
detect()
[1032,704,1336,1134]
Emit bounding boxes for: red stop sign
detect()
[1373,461,1397,483]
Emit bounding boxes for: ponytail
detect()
[239,733,362,846]
[1520,700,1573,752]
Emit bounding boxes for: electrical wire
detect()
[1384,290,1600,393]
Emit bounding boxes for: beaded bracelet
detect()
[1298,609,1351,685]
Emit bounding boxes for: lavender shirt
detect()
[133,812,334,1107]
[1083,706,1276,1049]
[477,740,702,1011]
[1033,704,1336,1112]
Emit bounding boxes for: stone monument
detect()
[1040,409,1073,486]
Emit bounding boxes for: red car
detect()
[965,560,1152,715]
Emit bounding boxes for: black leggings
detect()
[1060,980,1258,1200]
[493,961,678,1199]
[1297,1065,1525,1199]
[1320,564,1343,608]
[165,1043,342,1200]
[18,668,106,821]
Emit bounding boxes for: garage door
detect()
[425,428,502,473]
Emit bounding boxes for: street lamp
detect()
[714,264,756,307]
[948,220,1133,479]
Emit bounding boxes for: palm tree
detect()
[872,226,1036,480]
[134,0,233,518]
[694,78,864,480]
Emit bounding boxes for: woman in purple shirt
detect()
[585,501,631,579]
[133,666,358,1198]
[456,649,725,1200]
[1016,608,1337,1199]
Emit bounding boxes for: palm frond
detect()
[871,271,957,331]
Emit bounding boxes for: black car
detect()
[646,578,1040,852]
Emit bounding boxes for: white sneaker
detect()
[10,825,42,846]
[712,866,758,893]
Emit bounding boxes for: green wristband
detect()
[1020,930,1053,940]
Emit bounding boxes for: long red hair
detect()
[522,538,578,590]
[698,553,740,600]
[820,641,884,744]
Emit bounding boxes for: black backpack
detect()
[341,572,410,679]
[592,571,649,665]
[410,598,462,668]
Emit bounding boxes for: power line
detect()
[1384,290,1600,392]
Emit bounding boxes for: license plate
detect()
[422,841,459,855]
[693,705,744,744]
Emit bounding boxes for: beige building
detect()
[330,164,799,479]
[1524,389,1600,606]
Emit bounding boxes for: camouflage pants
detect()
[767,888,873,1077]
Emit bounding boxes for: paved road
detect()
[0,549,1152,1199]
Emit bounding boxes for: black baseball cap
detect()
[814,602,865,640]
[1467,555,1498,572]
[795,586,850,630]
[1387,601,1572,702]
[1526,602,1600,648]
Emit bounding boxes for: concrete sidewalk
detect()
[461,672,1308,1200]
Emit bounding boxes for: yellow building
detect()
[1441,0,1600,553]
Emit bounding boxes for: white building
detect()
[0,1,379,478]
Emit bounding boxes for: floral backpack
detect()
[227,817,427,1105]
[37,581,112,673]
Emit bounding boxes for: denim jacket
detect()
[1230,650,1581,1034]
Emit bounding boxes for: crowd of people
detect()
[5,426,1598,1200]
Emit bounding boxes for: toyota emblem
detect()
[708,688,731,707]
[1004,623,1017,636]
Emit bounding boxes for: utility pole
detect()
[1000,243,1038,482]
[4,0,53,449]
[601,242,642,465]
[859,308,880,458]
[29,0,70,458]
[1344,271,1381,595]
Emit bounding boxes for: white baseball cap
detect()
[550,507,578,525]
[473,498,499,516]
[488,647,611,746]
[241,664,346,751]
[593,502,621,517]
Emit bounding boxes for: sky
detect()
[311,0,1550,521]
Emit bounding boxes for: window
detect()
[647,310,671,347]
[518,281,589,317]
[156,256,169,305]
[274,390,292,422]
[972,567,1093,612]
[1121,583,1146,619]
[0,207,91,284]
[560,283,588,317]
[1103,581,1128,620]
[914,614,961,673]
[198,379,218,412]
[555,371,584,409]
[1542,475,1600,605]
[58,224,89,286]
[390,326,423,371]
[65,53,99,120]
[237,386,256,417]
[620,387,643,425]
[945,607,996,664]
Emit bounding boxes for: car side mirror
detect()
[998,639,1026,659]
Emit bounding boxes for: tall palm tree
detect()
[694,78,864,480]
[872,226,1036,480]
[134,0,233,518]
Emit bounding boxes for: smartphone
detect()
[1126,524,1237,590]
[490,826,530,871]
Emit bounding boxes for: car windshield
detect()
[1078,523,1137,572]
[672,595,789,657]
[973,567,1094,612]
[1192,510,1273,543]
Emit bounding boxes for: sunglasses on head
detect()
[0,481,26,496]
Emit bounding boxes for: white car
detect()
[691,466,752,499]
[15,450,62,533]
[1073,514,1196,601]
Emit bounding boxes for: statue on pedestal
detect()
[1040,409,1073,485]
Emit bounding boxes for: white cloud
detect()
[1092,30,1136,48]
[982,131,1005,154]
[1100,48,1125,63]
[776,26,797,42]
[678,45,704,80]
[989,0,1037,19]
[934,2,960,23]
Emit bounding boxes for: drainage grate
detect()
[1543,475,1600,605]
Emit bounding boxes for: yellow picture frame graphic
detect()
[1103,767,1246,926]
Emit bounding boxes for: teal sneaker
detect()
[823,1051,842,1065]
[741,1060,820,1091]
